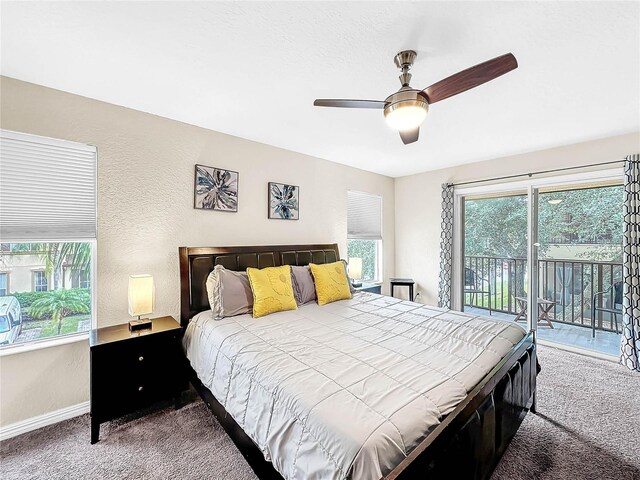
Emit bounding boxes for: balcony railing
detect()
[463,255,623,333]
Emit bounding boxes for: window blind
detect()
[0,130,97,241]
[347,190,382,240]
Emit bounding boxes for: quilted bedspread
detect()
[183,292,526,480]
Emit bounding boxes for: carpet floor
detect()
[1,345,639,480]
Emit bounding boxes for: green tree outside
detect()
[464,185,623,260]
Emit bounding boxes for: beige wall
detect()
[0,76,395,427]
[394,132,640,306]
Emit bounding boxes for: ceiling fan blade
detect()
[422,53,518,104]
[313,99,386,109]
[399,128,419,145]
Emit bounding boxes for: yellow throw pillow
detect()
[246,265,298,318]
[309,261,353,306]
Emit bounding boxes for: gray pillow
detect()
[290,265,317,305]
[206,265,253,319]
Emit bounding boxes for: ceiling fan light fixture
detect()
[385,103,428,131]
[383,90,429,131]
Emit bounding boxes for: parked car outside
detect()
[0,296,22,345]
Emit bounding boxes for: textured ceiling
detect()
[1,2,639,177]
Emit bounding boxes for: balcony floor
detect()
[464,307,621,357]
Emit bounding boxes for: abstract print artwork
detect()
[268,182,299,220]
[194,165,238,212]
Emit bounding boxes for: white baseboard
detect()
[0,401,90,441]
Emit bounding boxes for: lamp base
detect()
[129,318,152,331]
[351,281,362,288]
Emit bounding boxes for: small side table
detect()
[390,278,415,301]
[514,297,556,328]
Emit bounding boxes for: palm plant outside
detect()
[30,289,90,335]
[41,242,91,290]
[5,243,92,340]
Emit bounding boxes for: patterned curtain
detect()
[620,154,640,372]
[438,184,454,309]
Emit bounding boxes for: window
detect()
[0,130,96,348]
[0,273,8,296]
[33,271,48,292]
[65,268,91,289]
[347,191,382,283]
[347,239,382,282]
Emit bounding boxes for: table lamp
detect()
[128,274,154,331]
[348,257,363,288]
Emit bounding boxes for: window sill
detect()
[0,332,89,357]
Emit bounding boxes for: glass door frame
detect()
[452,167,623,337]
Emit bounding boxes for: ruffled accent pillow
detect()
[205,265,253,319]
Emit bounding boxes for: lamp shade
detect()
[128,274,155,317]
[348,257,363,281]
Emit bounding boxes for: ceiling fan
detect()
[314,51,518,145]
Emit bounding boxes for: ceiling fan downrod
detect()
[394,50,417,88]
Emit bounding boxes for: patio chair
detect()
[464,267,492,315]
[591,281,623,338]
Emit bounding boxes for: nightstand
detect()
[89,316,187,444]
[354,283,382,294]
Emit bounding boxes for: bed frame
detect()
[179,244,538,480]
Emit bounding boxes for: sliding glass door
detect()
[458,172,624,357]
[536,182,623,355]
[462,191,529,323]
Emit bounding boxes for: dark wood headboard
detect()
[178,243,340,327]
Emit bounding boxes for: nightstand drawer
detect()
[107,333,179,372]
[116,377,169,409]
[92,336,181,393]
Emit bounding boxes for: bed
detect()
[179,244,538,480]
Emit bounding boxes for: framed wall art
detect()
[194,164,238,212]
[268,182,299,220]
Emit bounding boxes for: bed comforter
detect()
[183,292,526,480]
